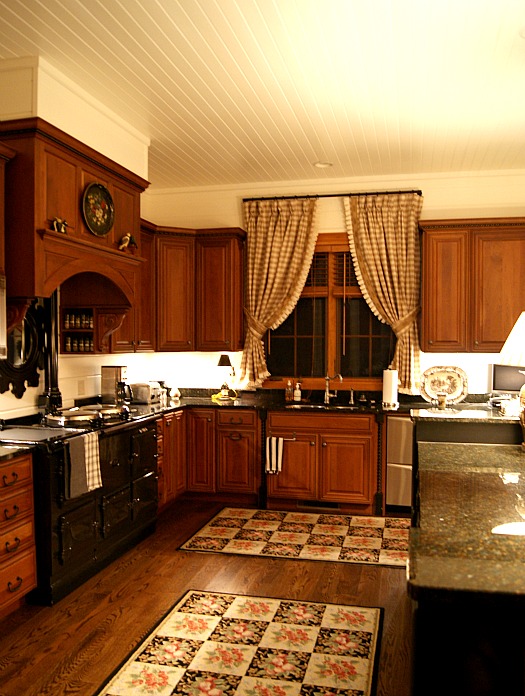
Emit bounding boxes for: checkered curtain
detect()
[343,193,423,394]
[241,198,319,387]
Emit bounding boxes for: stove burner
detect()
[43,404,130,428]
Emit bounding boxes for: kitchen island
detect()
[409,440,525,696]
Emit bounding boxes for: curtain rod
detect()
[242,189,422,203]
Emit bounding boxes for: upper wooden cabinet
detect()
[156,226,246,352]
[0,118,148,303]
[195,229,245,351]
[112,222,156,353]
[156,230,195,351]
[420,218,525,352]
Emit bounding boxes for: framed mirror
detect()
[0,299,45,398]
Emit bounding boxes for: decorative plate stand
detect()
[420,366,468,404]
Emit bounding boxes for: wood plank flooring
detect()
[0,498,413,696]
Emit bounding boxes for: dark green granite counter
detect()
[408,441,525,598]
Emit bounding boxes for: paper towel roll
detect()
[383,369,398,405]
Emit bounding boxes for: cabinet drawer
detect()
[0,547,37,610]
[0,486,34,529]
[0,454,32,492]
[0,518,35,559]
[268,412,375,432]
[217,410,257,427]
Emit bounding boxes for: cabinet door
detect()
[471,229,525,352]
[217,427,258,493]
[266,433,318,499]
[195,234,244,351]
[157,235,195,351]
[112,226,155,353]
[164,409,186,500]
[44,148,79,234]
[420,228,469,352]
[319,434,376,507]
[186,409,215,492]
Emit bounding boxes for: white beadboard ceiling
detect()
[1,0,525,191]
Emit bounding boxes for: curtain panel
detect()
[343,193,423,394]
[241,198,319,388]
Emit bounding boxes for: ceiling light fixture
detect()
[314,161,333,169]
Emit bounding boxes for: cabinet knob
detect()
[322,441,327,447]
[310,441,315,446]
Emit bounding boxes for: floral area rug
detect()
[179,508,409,567]
[96,589,382,696]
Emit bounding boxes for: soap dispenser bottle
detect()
[293,382,302,402]
[285,380,293,402]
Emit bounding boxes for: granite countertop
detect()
[0,444,33,460]
[411,405,519,424]
[408,440,525,599]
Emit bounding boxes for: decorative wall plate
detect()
[420,366,468,404]
[82,182,114,237]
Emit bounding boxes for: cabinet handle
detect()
[5,537,21,553]
[310,441,315,446]
[322,442,327,447]
[229,432,242,440]
[4,505,19,521]
[2,472,19,487]
[229,418,243,425]
[7,576,23,593]
[207,418,212,422]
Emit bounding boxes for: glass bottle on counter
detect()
[285,380,293,402]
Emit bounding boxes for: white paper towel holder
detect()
[382,400,399,411]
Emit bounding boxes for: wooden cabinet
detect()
[156,231,195,351]
[186,409,216,492]
[156,227,245,352]
[420,218,525,352]
[195,231,245,351]
[216,409,260,494]
[158,409,186,511]
[112,223,155,353]
[0,452,36,616]
[0,118,147,304]
[266,411,378,514]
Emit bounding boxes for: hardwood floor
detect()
[0,499,413,696]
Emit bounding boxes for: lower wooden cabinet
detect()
[216,410,260,494]
[186,409,216,492]
[266,412,378,513]
[0,452,36,616]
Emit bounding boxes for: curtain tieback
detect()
[244,309,268,338]
[392,307,420,337]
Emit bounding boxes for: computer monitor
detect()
[491,364,525,395]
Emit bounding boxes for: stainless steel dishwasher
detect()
[386,415,413,507]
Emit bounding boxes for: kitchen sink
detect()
[285,404,326,409]
[284,404,359,411]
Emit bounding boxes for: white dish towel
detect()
[265,436,284,474]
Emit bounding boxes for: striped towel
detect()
[67,431,102,498]
[265,436,284,474]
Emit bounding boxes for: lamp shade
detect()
[217,354,232,367]
[499,313,525,367]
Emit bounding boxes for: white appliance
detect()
[386,415,413,507]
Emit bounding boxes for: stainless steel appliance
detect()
[386,415,413,508]
[101,365,128,403]
[130,382,162,403]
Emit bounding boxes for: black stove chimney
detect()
[40,290,62,414]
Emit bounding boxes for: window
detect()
[264,234,395,386]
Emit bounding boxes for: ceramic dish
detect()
[420,366,468,404]
[82,182,114,237]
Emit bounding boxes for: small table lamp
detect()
[217,354,235,398]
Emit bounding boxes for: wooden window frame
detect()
[262,233,383,392]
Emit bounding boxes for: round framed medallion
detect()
[82,182,115,237]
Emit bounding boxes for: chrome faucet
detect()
[324,373,343,404]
